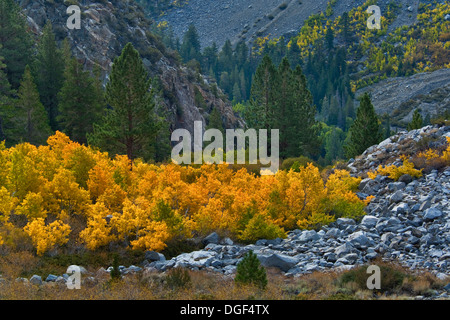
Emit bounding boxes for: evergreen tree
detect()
[33,22,65,131]
[345,93,382,158]
[58,56,105,144]
[88,43,161,166]
[291,65,321,157]
[218,40,234,74]
[0,49,15,143]
[325,26,334,50]
[287,40,302,68]
[13,65,52,145]
[407,109,423,131]
[247,55,277,130]
[0,0,33,88]
[324,126,345,164]
[275,57,295,157]
[235,250,267,289]
[180,24,201,63]
[207,106,224,134]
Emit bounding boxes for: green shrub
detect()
[110,254,121,281]
[235,250,267,290]
[280,156,315,171]
[166,267,192,290]
[338,264,405,293]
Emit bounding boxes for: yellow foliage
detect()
[15,192,47,220]
[367,156,423,181]
[23,218,71,255]
[0,133,373,252]
[42,168,91,218]
[79,202,115,250]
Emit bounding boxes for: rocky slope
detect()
[20,0,243,136]
[153,0,425,49]
[355,68,450,127]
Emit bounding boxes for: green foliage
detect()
[339,264,406,293]
[165,267,192,290]
[58,56,105,144]
[407,109,424,131]
[235,250,268,290]
[0,0,33,88]
[247,56,320,159]
[13,65,52,146]
[110,254,122,281]
[180,24,201,64]
[345,93,382,158]
[88,43,161,164]
[33,22,65,131]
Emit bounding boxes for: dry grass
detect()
[0,254,448,300]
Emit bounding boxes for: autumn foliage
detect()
[0,132,369,256]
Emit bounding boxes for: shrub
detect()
[110,254,121,281]
[367,156,423,180]
[165,267,192,290]
[235,250,267,290]
[338,263,406,293]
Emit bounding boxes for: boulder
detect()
[30,275,42,285]
[259,253,298,272]
[360,215,379,229]
[298,230,319,243]
[423,208,443,221]
[202,232,220,245]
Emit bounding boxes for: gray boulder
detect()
[347,231,370,248]
[259,253,298,272]
[336,218,356,229]
[30,275,42,285]
[360,215,379,229]
[202,232,220,245]
[298,230,319,243]
[389,190,404,203]
[144,251,166,262]
[45,274,58,282]
[423,208,443,221]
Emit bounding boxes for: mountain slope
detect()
[21,0,243,138]
[151,0,426,49]
[356,68,450,126]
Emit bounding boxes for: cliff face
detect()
[20,0,243,135]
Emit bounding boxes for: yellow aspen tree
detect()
[24,218,71,255]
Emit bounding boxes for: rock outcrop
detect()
[20,0,243,136]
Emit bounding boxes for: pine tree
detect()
[287,40,302,68]
[180,24,201,63]
[33,22,65,131]
[13,65,52,145]
[0,0,33,88]
[88,43,161,166]
[345,93,382,158]
[235,250,267,289]
[275,57,295,157]
[407,109,423,131]
[206,106,224,134]
[58,56,105,144]
[247,55,278,130]
[291,65,321,158]
[0,49,15,143]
